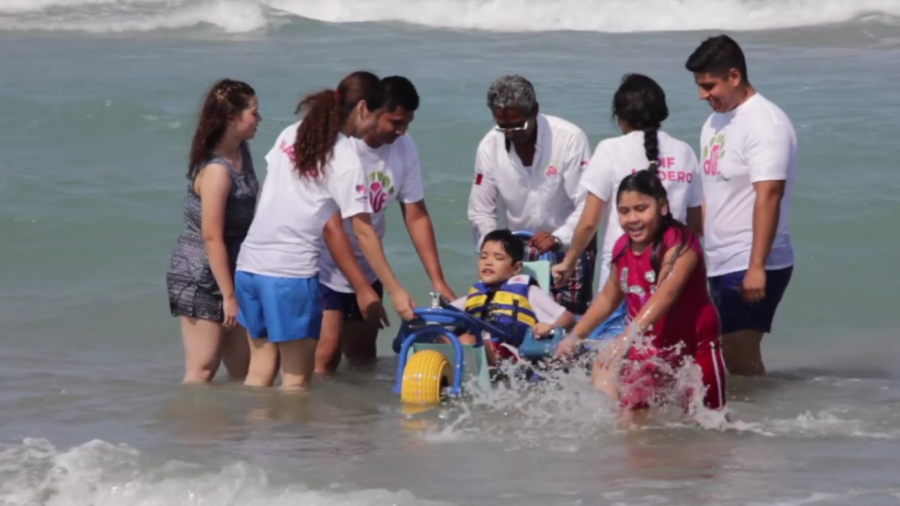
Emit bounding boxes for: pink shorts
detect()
[618,344,726,411]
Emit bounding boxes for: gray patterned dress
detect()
[166,143,259,322]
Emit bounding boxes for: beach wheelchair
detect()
[391,230,622,405]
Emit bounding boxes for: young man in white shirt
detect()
[316,76,457,374]
[686,35,797,376]
[467,74,595,315]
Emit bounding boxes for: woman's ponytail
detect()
[292,71,384,178]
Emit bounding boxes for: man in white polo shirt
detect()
[468,74,594,315]
[686,34,798,376]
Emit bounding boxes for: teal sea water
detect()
[2,1,900,505]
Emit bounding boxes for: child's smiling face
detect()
[617,190,668,245]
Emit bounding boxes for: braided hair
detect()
[611,73,669,175]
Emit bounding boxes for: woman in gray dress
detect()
[166,79,261,383]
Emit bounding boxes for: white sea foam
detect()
[0,0,897,34]
[0,438,453,506]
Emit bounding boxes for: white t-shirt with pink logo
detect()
[236,121,372,279]
[699,93,797,277]
[467,114,593,250]
[579,130,703,288]
[317,134,425,293]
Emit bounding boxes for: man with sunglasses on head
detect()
[467,74,595,315]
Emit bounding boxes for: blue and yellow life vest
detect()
[464,274,538,347]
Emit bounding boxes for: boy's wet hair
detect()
[481,229,525,264]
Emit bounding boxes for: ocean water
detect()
[2,1,900,505]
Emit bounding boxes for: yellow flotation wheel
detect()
[400,349,452,405]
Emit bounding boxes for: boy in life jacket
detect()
[446,229,576,365]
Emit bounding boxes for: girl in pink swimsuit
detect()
[556,167,726,426]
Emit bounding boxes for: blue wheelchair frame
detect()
[391,230,622,399]
[393,230,564,396]
[513,229,626,340]
[392,298,502,397]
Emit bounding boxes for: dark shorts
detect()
[708,266,793,335]
[321,281,384,323]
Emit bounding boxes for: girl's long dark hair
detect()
[611,73,669,176]
[611,170,689,281]
[610,73,686,281]
[293,71,384,178]
[188,79,256,179]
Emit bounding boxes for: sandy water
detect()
[2,3,900,505]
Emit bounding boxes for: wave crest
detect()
[0,0,897,34]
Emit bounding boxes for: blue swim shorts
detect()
[234,270,323,343]
[708,266,793,335]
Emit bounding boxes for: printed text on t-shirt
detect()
[630,157,693,183]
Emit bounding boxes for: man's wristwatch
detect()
[551,235,562,249]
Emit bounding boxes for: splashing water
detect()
[402,322,736,450]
